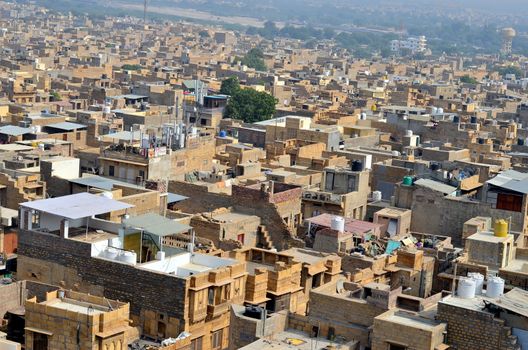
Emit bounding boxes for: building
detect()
[17,193,247,349]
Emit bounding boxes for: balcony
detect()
[207,302,230,318]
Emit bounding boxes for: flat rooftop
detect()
[377,310,442,331]
[240,329,350,350]
[42,298,107,315]
[140,251,237,278]
[466,231,512,243]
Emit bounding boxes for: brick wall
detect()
[437,301,517,350]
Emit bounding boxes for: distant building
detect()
[390,36,427,54]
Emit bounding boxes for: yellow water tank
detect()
[494,219,509,237]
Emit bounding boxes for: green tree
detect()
[496,66,523,78]
[50,91,62,101]
[224,89,277,123]
[238,48,267,71]
[122,64,142,71]
[219,77,241,96]
[460,75,479,84]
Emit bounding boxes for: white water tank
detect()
[486,276,505,298]
[392,150,401,157]
[104,247,119,260]
[457,277,476,299]
[360,112,367,120]
[437,108,444,114]
[468,272,484,295]
[156,251,166,260]
[103,105,111,114]
[406,130,413,137]
[431,107,438,115]
[372,191,383,201]
[118,251,137,265]
[331,216,345,233]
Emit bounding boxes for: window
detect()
[237,233,245,244]
[33,332,48,350]
[191,337,203,350]
[62,133,68,141]
[109,165,115,177]
[325,172,334,191]
[211,329,223,350]
[389,344,407,350]
[76,132,81,140]
[139,170,145,179]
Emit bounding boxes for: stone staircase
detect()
[501,325,521,350]
[257,225,274,250]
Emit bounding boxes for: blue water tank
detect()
[219,130,227,137]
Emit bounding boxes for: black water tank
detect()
[431,162,440,171]
[351,160,363,172]
[519,138,525,146]
[244,306,263,319]
[478,138,485,144]
[470,116,477,124]
[453,115,460,123]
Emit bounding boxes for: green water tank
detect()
[403,176,413,186]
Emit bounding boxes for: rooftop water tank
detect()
[518,138,525,146]
[453,115,460,123]
[470,116,477,124]
[118,251,137,265]
[156,251,166,260]
[360,112,367,120]
[486,277,505,298]
[437,108,444,114]
[331,216,345,233]
[219,130,227,138]
[392,150,401,157]
[431,107,438,115]
[494,219,508,237]
[406,130,413,137]
[457,277,476,299]
[372,191,382,201]
[403,176,413,186]
[468,272,484,295]
[103,105,111,114]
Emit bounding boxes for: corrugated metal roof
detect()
[123,213,191,236]
[69,175,143,191]
[20,193,134,219]
[101,130,142,141]
[414,178,456,195]
[305,213,381,234]
[0,125,31,136]
[45,122,87,131]
[487,170,528,194]
[167,193,188,203]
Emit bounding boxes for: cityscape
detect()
[1,0,528,349]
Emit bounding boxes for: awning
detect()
[123,213,191,237]
[20,193,134,220]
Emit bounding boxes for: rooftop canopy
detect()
[123,213,191,237]
[20,192,133,220]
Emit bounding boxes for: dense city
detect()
[1,1,528,349]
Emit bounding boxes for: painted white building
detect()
[390,36,427,54]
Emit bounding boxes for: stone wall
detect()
[17,230,187,334]
[437,301,518,350]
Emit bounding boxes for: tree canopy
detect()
[219,77,241,96]
[460,75,479,84]
[224,88,277,123]
[237,48,267,71]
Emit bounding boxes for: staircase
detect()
[501,325,522,350]
[257,225,274,250]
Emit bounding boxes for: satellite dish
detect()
[336,278,346,294]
